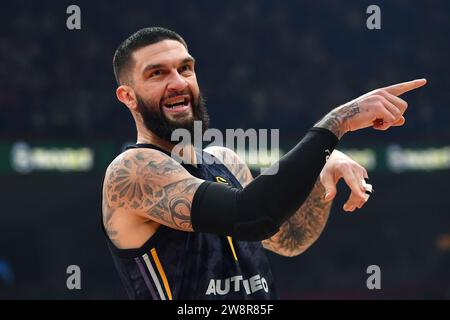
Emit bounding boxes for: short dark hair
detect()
[113,27,188,85]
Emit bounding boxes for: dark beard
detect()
[136,92,210,143]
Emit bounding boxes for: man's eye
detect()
[180,65,192,72]
[150,70,162,77]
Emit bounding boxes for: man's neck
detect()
[136,129,198,166]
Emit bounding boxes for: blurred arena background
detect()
[1,0,449,299]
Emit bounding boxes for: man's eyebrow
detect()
[141,56,196,75]
[142,63,163,75]
[181,57,196,65]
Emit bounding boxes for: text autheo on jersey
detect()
[206,274,269,296]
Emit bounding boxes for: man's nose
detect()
[167,70,188,91]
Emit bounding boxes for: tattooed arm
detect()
[259,80,427,254]
[205,146,332,257]
[103,144,331,246]
[314,79,427,138]
[314,102,360,139]
[260,80,427,254]
[261,179,332,257]
[102,148,203,234]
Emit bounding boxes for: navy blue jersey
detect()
[102,144,278,300]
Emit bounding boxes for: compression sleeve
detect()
[191,127,339,241]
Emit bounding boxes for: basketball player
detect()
[102,27,426,299]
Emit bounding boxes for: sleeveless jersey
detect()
[102,143,278,300]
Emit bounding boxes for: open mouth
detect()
[162,95,191,115]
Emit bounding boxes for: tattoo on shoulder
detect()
[102,150,201,234]
[227,161,253,187]
[207,147,253,187]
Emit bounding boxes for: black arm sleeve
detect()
[191,127,339,241]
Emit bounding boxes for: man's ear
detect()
[116,85,138,111]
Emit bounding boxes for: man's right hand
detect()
[315,78,427,139]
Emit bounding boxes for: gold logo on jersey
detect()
[215,176,229,185]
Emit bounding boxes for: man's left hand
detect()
[320,150,370,212]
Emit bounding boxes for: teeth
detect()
[164,96,189,109]
[166,102,186,109]
[166,97,185,105]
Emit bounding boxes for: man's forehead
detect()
[132,40,191,70]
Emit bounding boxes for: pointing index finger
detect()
[382,78,427,96]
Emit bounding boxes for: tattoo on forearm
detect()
[262,179,332,256]
[315,102,360,139]
[102,150,201,242]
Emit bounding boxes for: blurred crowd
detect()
[1,0,448,143]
